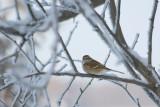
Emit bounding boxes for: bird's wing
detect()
[84,60,106,70]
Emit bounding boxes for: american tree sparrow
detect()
[82,55,124,74]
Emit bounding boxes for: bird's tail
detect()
[105,68,125,74]
[110,70,125,74]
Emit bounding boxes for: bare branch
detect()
[112,82,141,107]
[132,33,139,49]
[114,0,121,34]
[0,82,13,91]
[24,72,153,90]
[11,86,22,107]
[148,0,158,65]
[43,89,51,107]
[7,89,22,104]
[57,21,79,55]
[101,0,110,19]
[35,0,48,16]
[57,77,76,106]
[0,31,40,73]
[58,34,79,73]
[0,99,8,107]
[73,78,94,106]
[14,0,21,20]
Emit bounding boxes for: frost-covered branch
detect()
[14,0,21,20]
[112,82,141,107]
[73,78,94,106]
[148,0,158,65]
[57,77,76,106]
[101,0,110,19]
[57,21,79,55]
[76,0,160,93]
[11,86,22,107]
[58,34,79,73]
[35,0,48,16]
[43,89,51,107]
[0,99,8,107]
[114,0,121,34]
[0,31,40,73]
[132,33,139,49]
[24,72,153,89]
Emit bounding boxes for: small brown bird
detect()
[82,55,124,75]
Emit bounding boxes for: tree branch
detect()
[24,72,153,90]
[148,0,158,65]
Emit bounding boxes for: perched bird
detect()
[82,55,124,75]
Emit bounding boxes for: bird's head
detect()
[82,55,92,62]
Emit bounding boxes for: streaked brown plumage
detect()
[82,55,124,74]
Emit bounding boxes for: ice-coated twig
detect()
[20,88,29,103]
[0,38,26,63]
[43,89,51,107]
[22,93,32,106]
[57,77,75,106]
[0,99,8,107]
[14,0,21,20]
[56,64,67,73]
[7,89,22,104]
[0,31,40,73]
[0,82,13,91]
[11,86,22,107]
[24,0,37,21]
[104,50,111,65]
[58,55,82,63]
[35,0,48,16]
[114,0,121,34]
[101,0,110,19]
[148,0,158,65]
[58,34,79,73]
[131,33,139,49]
[32,90,37,107]
[112,81,141,107]
[57,21,79,55]
[0,51,18,63]
[73,78,94,106]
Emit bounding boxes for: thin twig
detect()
[73,78,94,106]
[57,55,82,63]
[57,21,79,55]
[0,52,18,63]
[58,34,79,73]
[35,0,48,16]
[0,31,40,73]
[43,89,51,107]
[132,33,139,49]
[22,93,32,106]
[25,0,37,21]
[0,99,8,107]
[0,82,13,91]
[11,86,22,107]
[57,77,76,106]
[104,50,111,66]
[14,0,21,20]
[101,0,110,19]
[7,89,22,104]
[114,0,121,34]
[111,81,141,107]
[148,0,158,65]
